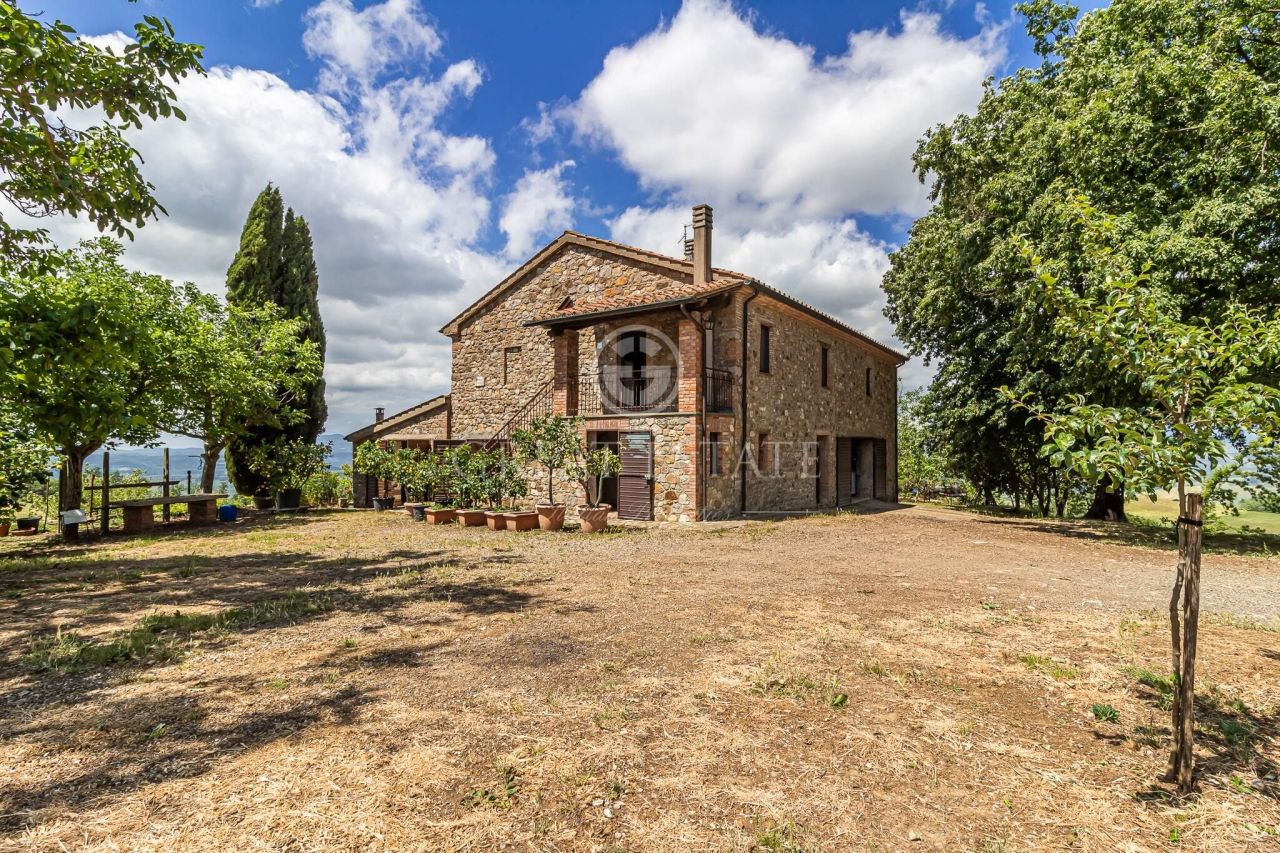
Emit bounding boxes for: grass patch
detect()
[750,659,819,700]
[462,765,519,809]
[1091,703,1120,723]
[1018,654,1079,680]
[24,590,336,674]
[752,818,818,853]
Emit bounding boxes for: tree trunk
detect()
[1085,474,1127,521]
[59,451,86,540]
[200,441,224,494]
[1170,493,1204,793]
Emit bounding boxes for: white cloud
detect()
[249,0,284,8]
[31,2,508,434]
[303,0,442,91]
[499,161,576,259]
[570,0,1002,219]
[554,0,1001,388]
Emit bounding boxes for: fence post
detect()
[100,451,111,536]
[187,470,192,496]
[162,447,171,522]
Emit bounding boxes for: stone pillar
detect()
[552,329,579,415]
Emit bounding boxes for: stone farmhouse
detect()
[346,205,906,521]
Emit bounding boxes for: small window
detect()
[757,431,771,474]
[503,346,521,385]
[865,366,872,397]
[708,431,721,476]
[820,345,829,388]
[759,324,772,373]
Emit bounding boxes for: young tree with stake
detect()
[1004,200,1280,793]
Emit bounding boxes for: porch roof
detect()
[524,277,743,328]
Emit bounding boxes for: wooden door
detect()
[873,438,887,500]
[617,431,654,520]
[836,438,852,506]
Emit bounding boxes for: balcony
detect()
[569,366,734,416]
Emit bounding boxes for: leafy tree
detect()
[884,0,1280,519]
[0,3,203,271]
[0,410,53,523]
[1006,202,1280,793]
[511,415,584,506]
[0,238,190,534]
[574,447,621,508]
[243,439,330,496]
[165,295,321,493]
[224,185,327,497]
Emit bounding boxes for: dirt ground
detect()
[0,505,1276,851]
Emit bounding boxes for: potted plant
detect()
[511,414,584,531]
[486,454,528,530]
[354,441,399,510]
[575,447,621,533]
[446,445,490,526]
[247,439,331,510]
[0,506,11,537]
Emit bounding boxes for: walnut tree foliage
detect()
[882,0,1280,516]
[0,2,203,270]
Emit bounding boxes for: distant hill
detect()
[84,434,353,492]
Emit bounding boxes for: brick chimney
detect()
[691,204,712,287]
[375,407,385,423]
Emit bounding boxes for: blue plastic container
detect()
[217,504,238,523]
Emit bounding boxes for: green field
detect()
[1125,494,1280,536]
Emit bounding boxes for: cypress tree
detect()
[278,209,327,441]
[224,185,327,499]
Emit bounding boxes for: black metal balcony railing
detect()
[569,366,735,416]
[573,366,677,415]
[704,367,732,412]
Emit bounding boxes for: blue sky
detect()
[33,0,1072,433]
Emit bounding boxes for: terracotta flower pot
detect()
[425,507,457,525]
[0,523,9,537]
[577,504,611,533]
[456,509,487,527]
[504,510,538,532]
[484,510,508,531]
[535,504,566,531]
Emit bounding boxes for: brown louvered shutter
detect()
[617,432,654,520]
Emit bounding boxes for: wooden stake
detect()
[100,451,111,536]
[162,448,171,522]
[1175,493,1204,794]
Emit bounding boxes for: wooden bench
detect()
[113,494,227,534]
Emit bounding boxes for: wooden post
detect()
[187,470,192,496]
[162,447,171,522]
[100,451,111,536]
[1175,493,1204,793]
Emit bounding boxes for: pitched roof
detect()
[343,394,450,443]
[440,229,907,364]
[438,230,749,336]
[527,277,743,325]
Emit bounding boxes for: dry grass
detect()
[0,506,1277,851]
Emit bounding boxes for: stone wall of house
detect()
[742,295,899,513]
[394,404,450,437]
[449,245,693,439]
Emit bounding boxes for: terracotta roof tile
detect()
[529,275,743,324]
